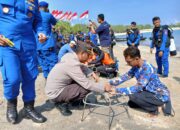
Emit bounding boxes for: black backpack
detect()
[152,25,173,48]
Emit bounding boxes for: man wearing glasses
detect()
[109,47,171,116]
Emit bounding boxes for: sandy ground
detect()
[0,44,180,130]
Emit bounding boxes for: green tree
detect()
[54,21,179,35]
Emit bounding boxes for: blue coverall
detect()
[36,10,57,78]
[127,29,140,47]
[150,28,169,76]
[0,0,43,102]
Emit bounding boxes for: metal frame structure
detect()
[81,92,131,130]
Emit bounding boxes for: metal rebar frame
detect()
[81,92,131,130]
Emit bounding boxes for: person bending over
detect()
[109,47,171,116]
[46,43,111,116]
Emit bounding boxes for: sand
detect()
[0,44,180,130]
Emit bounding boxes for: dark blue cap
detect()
[39,1,49,8]
[131,21,136,25]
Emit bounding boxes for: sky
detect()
[41,0,180,25]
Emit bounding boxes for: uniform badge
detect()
[29,6,33,11]
[28,12,33,18]
[2,7,9,14]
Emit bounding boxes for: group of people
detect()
[0,0,173,125]
[126,17,172,78]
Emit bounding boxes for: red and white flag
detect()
[66,12,72,21]
[79,10,89,19]
[51,10,59,17]
[51,10,63,18]
[60,12,69,20]
[69,12,78,21]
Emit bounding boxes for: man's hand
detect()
[92,21,97,26]
[38,33,47,43]
[159,51,163,57]
[104,83,112,92]
[109,88,117,95]
[0,36,8,46]
[132,43,135,46]
[92,72,99,82]
[150,48,154,54]
[89,23,93,27]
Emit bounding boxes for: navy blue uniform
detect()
[95,21,111,47]
[0,0,43,102]
[36,10,57,78]
[127,29,140,47]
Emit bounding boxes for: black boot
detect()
[6,99,18,124]
[22,100,47,123]
[55,102,72,116]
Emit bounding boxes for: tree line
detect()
[55,21,180,35]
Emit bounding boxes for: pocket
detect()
[0,0,15,17]
[26,7,36,19]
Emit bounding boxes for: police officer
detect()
[0,0,47,124]
[150,17,170,77]
[126,22,140,47]
[37,1,58,79]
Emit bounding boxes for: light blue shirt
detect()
[58,44,73,61]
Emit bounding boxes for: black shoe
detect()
[55,103,72,116]
[158,72,162,75]
[71,100,84,107]
[22,101,47,123]
[162,75,168,78]
[6,99,18,124]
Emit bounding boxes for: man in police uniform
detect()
[126,22,140,47]
[36,1,58,79]
[0,0,47,124]
[150,17,170,77]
